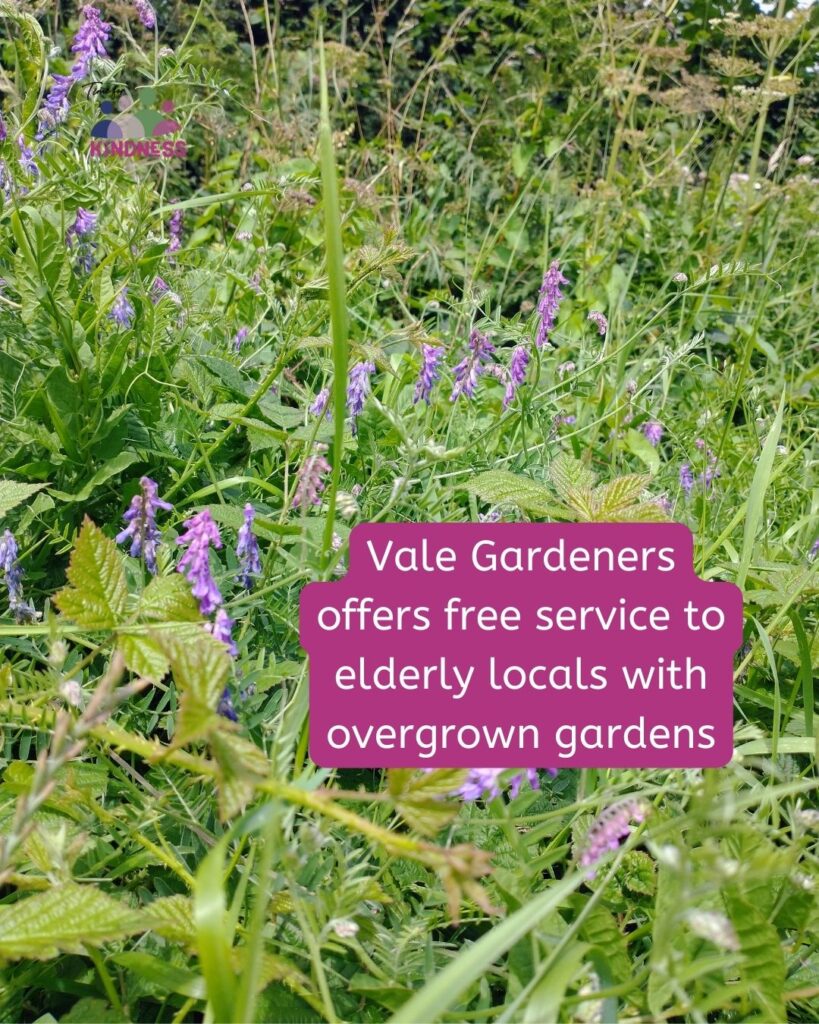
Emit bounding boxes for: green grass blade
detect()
[388,871,584,1024]
[317,33,349,570]
[736,390,785,592]
[193,835,237,1023]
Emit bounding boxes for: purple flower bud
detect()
[501,345,530,409]
[557,361,575,379]
[579,799,646,876]
[679,462,695,494]
[347,361,376,425]
[39,74,75,136]
[236,503,261,589]
[116,476,172,574]
[413,344,444,405]
[0,112,6,143]
[535,260,568,349]
[109,288,135,329]
[176,509,224,615]
[71,6,111,78]
[450,330,495,402]
[310,387,330,418]
[217,687,238,721]
[207,608,237,656]
[17,137,38,178]
[0,529,39,622]
[642,421,664,446]
[293,448,332,509]
[809,538,819,561]
[456,767,552,801]
[134,0,156,29]
[70,208,97,238]
[151,276,169,300]
[587,310,608,336]
[233,326,249,351]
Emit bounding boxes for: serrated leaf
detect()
[388,769,465,836]
[549,453,596,499]
[142,895,196,947]
[724,889,786,1021]
[138,574,202,623]
[593,474,650,517]
[156,630,231,746]
[464,470,565,517]
[562,486,597,521]
[0,883,146,959]
[118,633,171,681]
[0,480,47,520]
[210,730,270,820]
[54,518,128,629]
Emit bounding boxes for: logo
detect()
[89,87,187,159]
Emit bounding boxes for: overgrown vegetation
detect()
[0,1,817,1021]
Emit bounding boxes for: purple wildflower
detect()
[450,330,495,402]
[587,310,608,336]
[457,767,550,801]
[134,0,157,29]
[310,387,330,419]
[809,539,819,561]
[0,530,38,622]
[679,463,695,494]
[167,207,183,255]
[69,208,97,238]
[292,447,332,509]
[0,112,6,142]
[151,276,169,300]
[176,509,223,615]
[66,208,98,273]
[557,361,576,379]
[207,608,237,657]
[643,421,664,446]
[71,6,111,78]
[535,260,568,349]
[109,288,135,329]
[503,345,530,409]
[218,687,238,721]
[554,414,576,428]
[39,74,74,136]
[236,503,261,589]
[413,344,444,405]
[347,361,376,425]
[233,326,249,351]
[579,798,646,876]
[17,137,38,178]
[116,476,172,574]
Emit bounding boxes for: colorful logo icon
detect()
[89,88,187,159]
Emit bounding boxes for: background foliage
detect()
[0,0,817,1021]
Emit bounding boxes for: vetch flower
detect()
[207,607,237,657]
[17,137,38,178]
[151,276,169,300]
[309,387,330,418]
[346,360,376,425]
[39,74,75,135]
[457,768,549,801]
[503,345,530,408]
[535,260,568,348]
[110,288,135,329]
[587,310,608,336]
[0,529,39,622]
[557,361,576,379]
[71,5,111,78]
[167,207,183,255]
[643,421,664,446]
[232,326,249,351]
[66,208,98,272]
[450,330,495,402]
[809,538,819,561]
[236,503,261,589]
[679,462,694,494]
[134,0,156,29]
[578,798,646,876]
[413,344,444,405]
[293,447,332,509]
[176,509,224,615]
[217,687,238,722]
[116,476,172,574]
[0,112,6,142]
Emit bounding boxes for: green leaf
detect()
[156,629,231,745]
[138,574,202,622]
[142,895,196,947]
[592,474,650,519]
[522,941,589,1024]
[549,453,596,499]
[736,390,785,591]
[118,633,171,681]
[49,451,140,503]
[54,518,128,629]
[210,730,271,820]
[464,470,565,517]
[724,889,786,1022]
[387,769,466,836]
[0,480,47,521]
[624,428,660,474]
[0,883,146,960]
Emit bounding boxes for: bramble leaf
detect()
[54,518,128,629]
[0,480,47,521]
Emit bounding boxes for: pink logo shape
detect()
[300,523,743,769]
